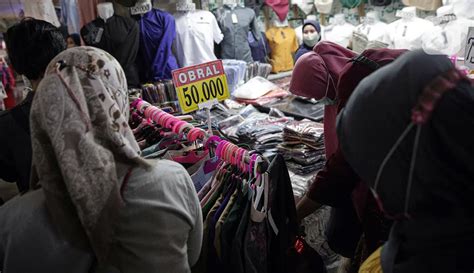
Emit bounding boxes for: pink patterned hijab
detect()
[30,46,149,263]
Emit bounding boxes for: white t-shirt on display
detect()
[321,22,355,48]
[174,10,224,68]
[385,17,433,50]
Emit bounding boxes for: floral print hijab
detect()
[30,46,149,262]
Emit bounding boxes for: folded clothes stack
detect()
[279,119,326,175]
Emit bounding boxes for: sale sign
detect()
[172,60,230,114]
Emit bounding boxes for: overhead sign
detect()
[172,60,230,114]
[465,27,474,69]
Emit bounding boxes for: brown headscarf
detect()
[30,46,149,263]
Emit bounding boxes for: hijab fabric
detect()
[290,41,355,157]
[337,50,474,217]
[30,46,149,262]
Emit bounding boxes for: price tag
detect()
[465,27,474,69]
[232,13,238,24]
[130,2,152,15]
[172,60,230,114]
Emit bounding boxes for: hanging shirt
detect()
[61,0,81,34]
[321,22,355,48]
[137,9,179,82]
[248,31,271,63]
[174,10,224,68]
[266,27,299,73]
[213,6,261,63]
[21,0,60,27]
[385,17,433,50]
[265,0,290,21]
[81,15,141,87]
[354,21,388,43]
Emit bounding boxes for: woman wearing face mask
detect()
[294,20,321,62]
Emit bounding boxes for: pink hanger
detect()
[205,135,222,150]
[130,98,142,109]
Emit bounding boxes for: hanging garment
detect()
[402,0,442,11]
[266,27,299,73]
[265,0,290,21]
[248,31,271,63]
[213,6,261,63]
[81,15,140,87]
[292,0,315,15]
[78,0,103,29]
[61,0,81,34]
[314,0,333,14]
[137,9,179,81]
[266,154,299,273]
[245,0,265,17]
[385,17,433,50]
[21,0,60,27]
[321,21,355,48]
[174,10,224,68]
[354,21,388,45]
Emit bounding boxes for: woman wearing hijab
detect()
[290,41,407,270]
[338,50,474,273]
[0,47,202,273]
[294,20,321,62]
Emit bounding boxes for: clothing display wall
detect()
[213,5,261,63]
[385,16,433,50]
[81,15,140,87]
[137,9,179,82]
[174,10,224,68]
[266,27,298,73]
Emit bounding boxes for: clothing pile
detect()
[278,120,326,175]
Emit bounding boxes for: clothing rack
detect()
[132,98,268,173]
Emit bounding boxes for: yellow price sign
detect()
[172,60,230,114]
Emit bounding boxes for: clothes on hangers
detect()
[248,31,271,63]
[213,6,261,62]
[137,9,179,82]
[266,27,299,73]
[61,0,81,34]
[174,10,224,67]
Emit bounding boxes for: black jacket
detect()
[0,92,34,192]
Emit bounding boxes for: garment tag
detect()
[95,28,104,44]
[465,27,474,69]
[130,2,152,15]
[232,13,238,24]
[396,10,415,20]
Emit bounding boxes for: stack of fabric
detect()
[278,119,326,175]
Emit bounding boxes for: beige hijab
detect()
[30,46,149,263]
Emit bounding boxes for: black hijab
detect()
[337,50,474,272]
[337,50,474,218]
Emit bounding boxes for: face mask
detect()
[303,32,320,48]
